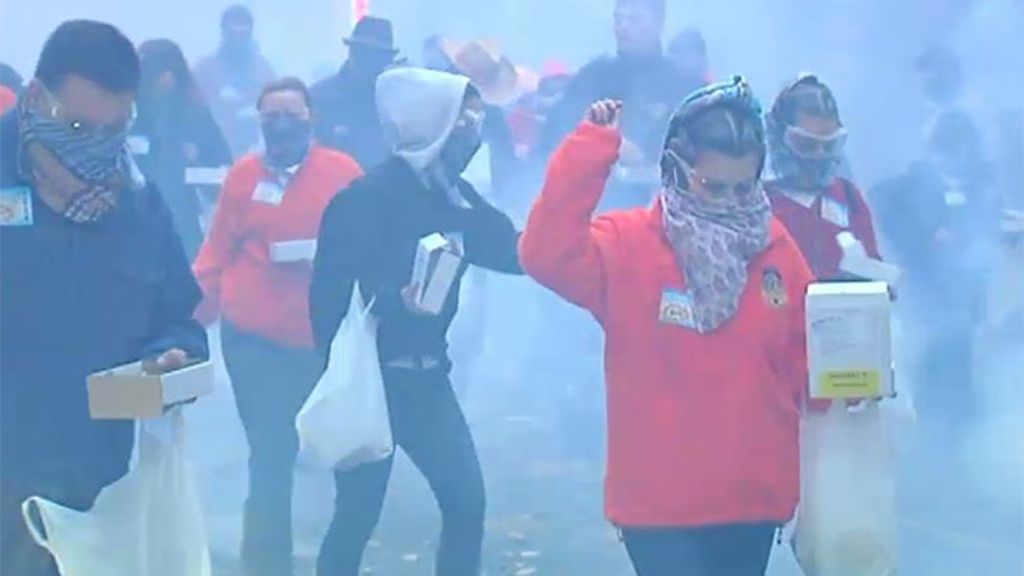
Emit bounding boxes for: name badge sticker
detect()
[659,289,697,330]
[252,180,285,206]
[0,187,34,226]
[821,197,850,228]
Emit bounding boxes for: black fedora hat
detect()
[344,16,397,53]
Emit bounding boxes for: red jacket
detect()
[194,146,362,348]
[768,179,882,280]
[520,123,814,528]
[0,86,16,115]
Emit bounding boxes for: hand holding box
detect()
[410,233,464,316]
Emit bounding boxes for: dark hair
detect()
[257,77,311,110]
[221,4,254,29]
[0,62,24,93]
[616,0,667,20]
[682,104,765,162]
[773,76,840,126]
[138,39,196,96]
[35,20,140,93]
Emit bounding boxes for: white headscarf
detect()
[376,67,471,172]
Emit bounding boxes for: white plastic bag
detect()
[795,403,899,576]
[21,409,211,576]
[296,282,393,470]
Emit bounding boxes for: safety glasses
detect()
[783,125,847,159]
[37,84,137,138]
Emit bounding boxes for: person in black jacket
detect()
[872,110,1000,440]
[135,39,233,260]
[310,67,521,576]
[310,16,399,171]
[535,0,705,211]
[0,21,208,576]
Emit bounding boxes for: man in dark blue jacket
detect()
[0,21,208,575]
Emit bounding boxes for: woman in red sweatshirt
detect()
[520,77,814,576]
[765,74,882,280]
[192,77,362,576]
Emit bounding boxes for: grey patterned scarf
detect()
[659,178,771,333]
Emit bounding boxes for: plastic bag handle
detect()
[21,497,52,549]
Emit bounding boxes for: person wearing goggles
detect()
[765,74,884,280]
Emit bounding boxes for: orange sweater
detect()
[521,123,815,527]
[194,146,362,348]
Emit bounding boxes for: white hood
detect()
[376,67,471,171]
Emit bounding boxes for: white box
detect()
[837,232,902,284]
[270,239,318,262]
[411,233,463,315]
[87,360,214,420]
[806,282,893,399]
[185,166,229,186]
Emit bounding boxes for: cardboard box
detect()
[806,282,893,399]
[184,166,229,186]
[87,360,214,420]
[270,239,318,263]
[411,233,463,315]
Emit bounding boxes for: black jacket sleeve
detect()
[457,181,523,275]
[310,190,362,358]
[141,197,210,361]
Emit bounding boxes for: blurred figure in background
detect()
[765,74,882,279]
[1,20,208,575]
[193,77,362,576]
[0,84,15,115]
[134,39,232,261]
[194,4,275,157]
[0,62,24,94]
[509,60,573,161]
[537,0,704,211]
[310,68,521,576]
[872,109,1001,441]
[438,39,518,202]
[310,16,399,171]
[668,28,712,85]
[521,79,815,575]
[0,62,23,114]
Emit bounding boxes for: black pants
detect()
[621,524,777,576]
[316,367,485,576]
[221,322,322,576]
[0,471,103,576]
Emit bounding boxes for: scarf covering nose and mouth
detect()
[658,77,772,333]
[18,97,139,223]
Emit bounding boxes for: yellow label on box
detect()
[819,370,881,398]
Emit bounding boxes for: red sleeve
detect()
[519,122,621,318]
[192,164,246,325]
[849,181,883,260]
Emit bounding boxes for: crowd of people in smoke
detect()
[0,0,1021,575]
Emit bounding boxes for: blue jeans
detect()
[316,367,485,576]
[622,523,778,576]
[221,323,322,576]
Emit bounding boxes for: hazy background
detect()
[1,1,1021,574]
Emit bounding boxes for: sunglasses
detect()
[685,164,759,197]
[665,148,760,198]
[454,108,486,135]
[783,125,847,159]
